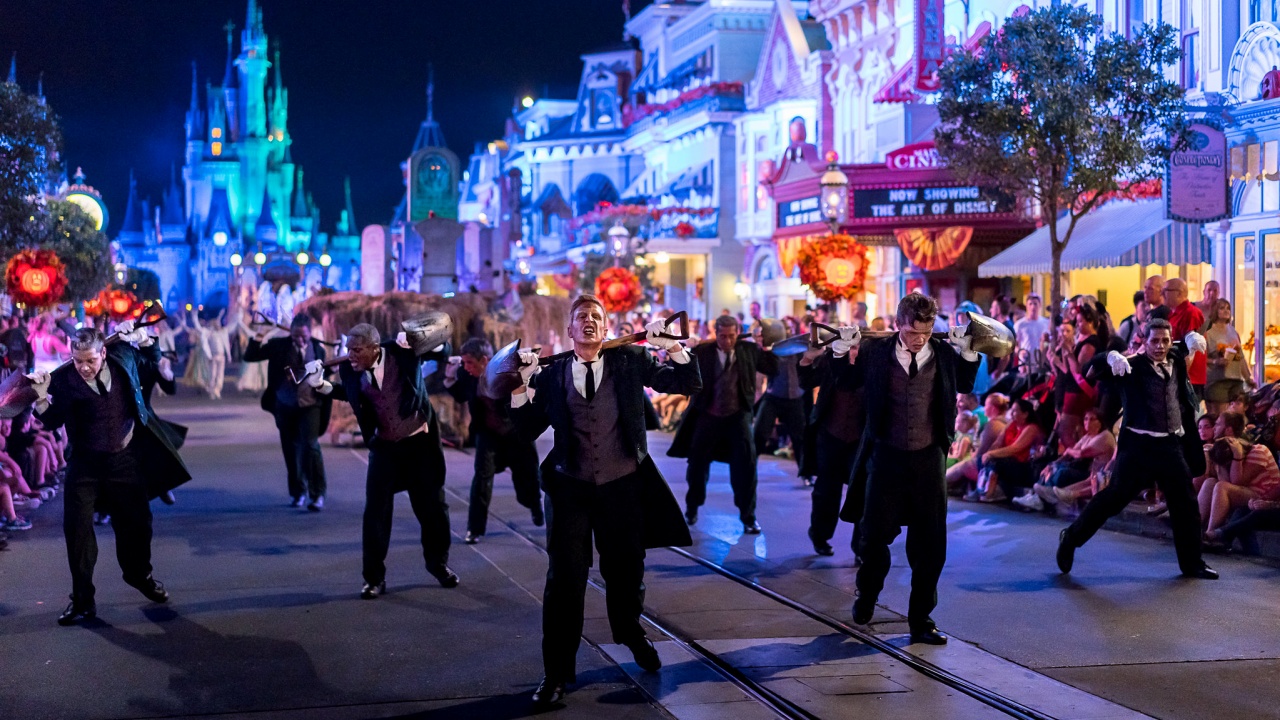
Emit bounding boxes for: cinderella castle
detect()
[115,0,360,310]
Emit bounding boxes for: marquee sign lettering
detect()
[852,186,1014,221]
[886,141,944,170]
[777,194,824,228]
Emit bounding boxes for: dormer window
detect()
[592,90,616,128]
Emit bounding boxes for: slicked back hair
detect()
[714,314,739,331]
[570,294,606,323]
[896,292,938,329]
[459,337,494,359]
[346,323,381,348]
[71,328,105,353]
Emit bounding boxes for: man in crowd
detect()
[1056,318,1218,580]
[669,314,778,533]
[444,338,543,544]
[1013,293,1050,369]
[245,314,331,511]
[30,325,190,626]
[311,323,458,598]
[1144,274,1169,320]
[1116,290,1148,349]
[510,295,700,707]
[799,340,863,558]
[836,293,980,646]
[1165,278,1207,402]
[1197,279,1221,318]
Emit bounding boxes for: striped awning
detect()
[978,199,1212,277]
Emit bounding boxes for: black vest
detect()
[560,361,638,484]
[69,363,135,453]
[885,355,938,451]
[361,354,426,442]
[825,387,865,444]
[1122,360,1182,435]
[707,352,742,417]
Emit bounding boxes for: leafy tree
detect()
[0,80,62,251]
[934,5,1188,306]
[11,200,112,302]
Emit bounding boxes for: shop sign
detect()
[852,186,1013,220]
[914,0,946,93]
[777,194,824,228]
[1168,120,1229,223]
[886,141,944,170]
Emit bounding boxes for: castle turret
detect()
[6,53,14,84]
[237,0,269,139]
[221,22,240,142]
[118,171,145,245]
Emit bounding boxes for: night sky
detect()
[1,0,652,234]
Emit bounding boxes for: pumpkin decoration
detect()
[594,266,644,314]
[5,249,68,308]
[796,234,871,302]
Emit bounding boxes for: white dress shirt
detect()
[895,337,934,374]
[316,349,427,437]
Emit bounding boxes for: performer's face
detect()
[715,323,739,353]
[568,302,606,351]
[1145,328,1172,363]
[347,341,381,372]
[461,354,487,378]
[899,320,932,355]
[73,346,106,381]
[291,325,311,348]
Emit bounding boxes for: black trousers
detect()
[810,430,858,545]
[467,431,542,535]
[275,405,326,501]
[363,433,451,585]
[855,443,947,629]
[685,411,757,522]
[753,395,807,473]
[63,449,153,605]
[542,471,646,682]
[1065,431,1203,574]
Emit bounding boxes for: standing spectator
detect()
[1196,279,1221,322]
[1144,275,1169,320]
[1202,299,1255,414]
[1165,278,1207,403]
[1050,311,1104,448]
[990,294,1016,332]
[1116,291,1147,349]
[1014,293,1051,369]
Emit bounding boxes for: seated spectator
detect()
[948,412,979,468]
[1019,408,1116,511]
[1052,444,1119,507]
[957,393,985,427]
[1205,496,1280,553]
[970,398,1045,503]
[947,393,1010,495]
[1200,437,1280,535]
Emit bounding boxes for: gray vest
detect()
[826,387,864,444]
[560,361,638,485]
[1129,363,1181,435]
[707,352,742,417]
[361,354,426,442]
[885,355,938,451]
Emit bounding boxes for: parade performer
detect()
[139,344,185,506]
[798,341,863,558]
[311,323,458,598]
[510,295,700,707]
[668,314,777,533]
[1056,318,1218,579]
[444,338,543,544]
[753,351,808,476]
[245,314,331,511]
[838,293,980,645]
[28,325,191,626]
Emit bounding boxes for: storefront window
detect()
[1238,233,1280,383]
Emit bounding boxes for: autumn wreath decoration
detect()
[5,249,68,307]
[100,288,143,321]
[796,234,871,302]
[674,221,696,238]
[594,266,644,314]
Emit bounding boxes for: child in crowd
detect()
[948,412,979,468]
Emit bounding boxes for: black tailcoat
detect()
[668,340,777,462]
[244,336,333,429]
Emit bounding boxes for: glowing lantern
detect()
[20,268,50,295]
[823,258,857,288]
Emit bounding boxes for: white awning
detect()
[978,199,1212,277]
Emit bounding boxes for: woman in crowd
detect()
[235,309,271,393]
[29,314,70,374]
[947,394,1010,495]
[183,312,213,392]
[1200,436,1280,535]
[1051,306,1107,448]
[1202,299,1255,414]
[971,398,1044,503]
[1019,408,1116,511]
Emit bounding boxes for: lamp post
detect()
[819,150,849,235]
[607,222,630,268]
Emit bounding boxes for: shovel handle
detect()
[535,311,690,366]
[809,321,951,346]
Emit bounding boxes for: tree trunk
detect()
[1050,239,1064,312]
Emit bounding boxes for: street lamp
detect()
[229,253,243,267]
[607,222,630,267]
[319,252,332,267]
[819,150,849,234]
[254,246,266,266]
[113,262,128,285]
[296,251,309,266]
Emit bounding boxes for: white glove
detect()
[26,371,50,399]
[303,359,325,380]
[517,349,541,385]
[1185,331,1207,356]
[645,319,682,352]
[444,356,461,381]
[116,319,136,335]
[116,320,150,345]
[830,326,861,358]
[306,370,326,389]
[1107,351,1131,377]
[158,357,174,382]
[396,331,410,349]
[948,325,976,358]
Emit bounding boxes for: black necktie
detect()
[95,376,108,395]
[367,370,378,391]
[909,352,919,379]
[585,361,595,402]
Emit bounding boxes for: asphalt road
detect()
[1,391,1277,720]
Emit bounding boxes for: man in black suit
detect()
[1057,318,1218,580]
[510,294,701,708]
[798,343,863,558]
[312,323,458,598]
[29,325,191,626]
[244,314,331,511]
[836,293,980,645]
[669,315,778,533]
[444,337,543,543]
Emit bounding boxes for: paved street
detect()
[3,392,1280,720]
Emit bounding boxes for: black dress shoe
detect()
[531,505,545,527]
[852,597,875,625]
[743,521,762,534]
[428,564,460,588]
[909,627,949,645]
[361,581,386,599]
[160,491,176,505]
[1182,564,1219,580]
[812,539,835,556]
[531,677,566,707]
[57,601,96,626]
[684,510,697,526]
[464,531,480,545]
[625,637,662,672]
[128,576,169,604]
[1056,528,1075,574]
[290,496,305,508]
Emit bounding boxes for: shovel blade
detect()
[400,311,454,356]
[485,339,526,399]
[770,334,813,357]
[0,371,39,419]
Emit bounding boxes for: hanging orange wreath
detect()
[796,234,871,302]
[100,288,143,321]
[5,249,68,307]
[594,266,644,314]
